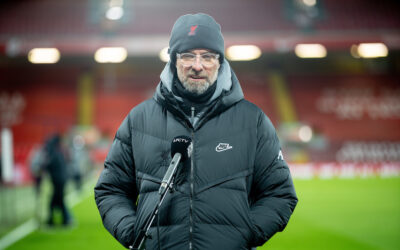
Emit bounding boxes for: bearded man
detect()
[95,13,298,250]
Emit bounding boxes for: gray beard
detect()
[181,80,211,95]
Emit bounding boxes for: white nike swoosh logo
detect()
[216,143,233,152]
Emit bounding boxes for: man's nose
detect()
[191,56,203,71]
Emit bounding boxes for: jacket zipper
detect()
[189,106,195,250]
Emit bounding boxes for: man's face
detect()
[176,49,220,95]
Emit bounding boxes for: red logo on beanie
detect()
[188,25,198,36]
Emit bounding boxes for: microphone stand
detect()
[129,180,174,250]
[130,154,182,250]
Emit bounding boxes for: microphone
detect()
[159,135,192,195]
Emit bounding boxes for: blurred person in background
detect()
[95,13,297,249]
[66,130,84,193]
[29,144,47,224]
[43,133,72,227]
[29,144,46,195]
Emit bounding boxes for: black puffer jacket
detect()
[94,62,297,249]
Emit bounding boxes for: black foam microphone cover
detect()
[171,135,192,162]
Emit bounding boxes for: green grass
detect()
[0,185,37,237]
[0,177,80,238]
[5,178,400,250]
[263,178,400,250]
[7,188,124,250]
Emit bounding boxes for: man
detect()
[43,134,72,226]
[95,13,297,250]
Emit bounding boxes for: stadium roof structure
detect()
[0,0,399,57]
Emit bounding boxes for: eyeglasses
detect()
[176,52,220,67]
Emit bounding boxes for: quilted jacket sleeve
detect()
[94,115,139,248]
[249,112,298,247]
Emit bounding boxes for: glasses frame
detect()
[176,52,220,67]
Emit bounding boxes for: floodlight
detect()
[357,43,388,58]
[28,48,60,64]
[295,44,327,58]
[226,45,262,61]
[159,47,170,62]
[94,47,127,63]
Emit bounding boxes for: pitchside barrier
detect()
[289,162,400,179]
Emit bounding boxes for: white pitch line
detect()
[0,179,95,250]
[0,219,38,250]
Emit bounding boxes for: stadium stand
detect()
[0,2,399,247]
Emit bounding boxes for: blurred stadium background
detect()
[0,0,399,249]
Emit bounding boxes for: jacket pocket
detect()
[194,169,256,245]
[245,201,261,246]
[133,172,161,241]
[195,169,252,194]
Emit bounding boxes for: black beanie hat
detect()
[168,13,225,64]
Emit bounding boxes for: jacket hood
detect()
[154,59,244,129]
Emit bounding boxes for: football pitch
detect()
[5,177,400,250]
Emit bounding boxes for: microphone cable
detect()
[157,196,161,250]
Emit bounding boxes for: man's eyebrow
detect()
[187,49,213,53]
[186,51,216,55]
